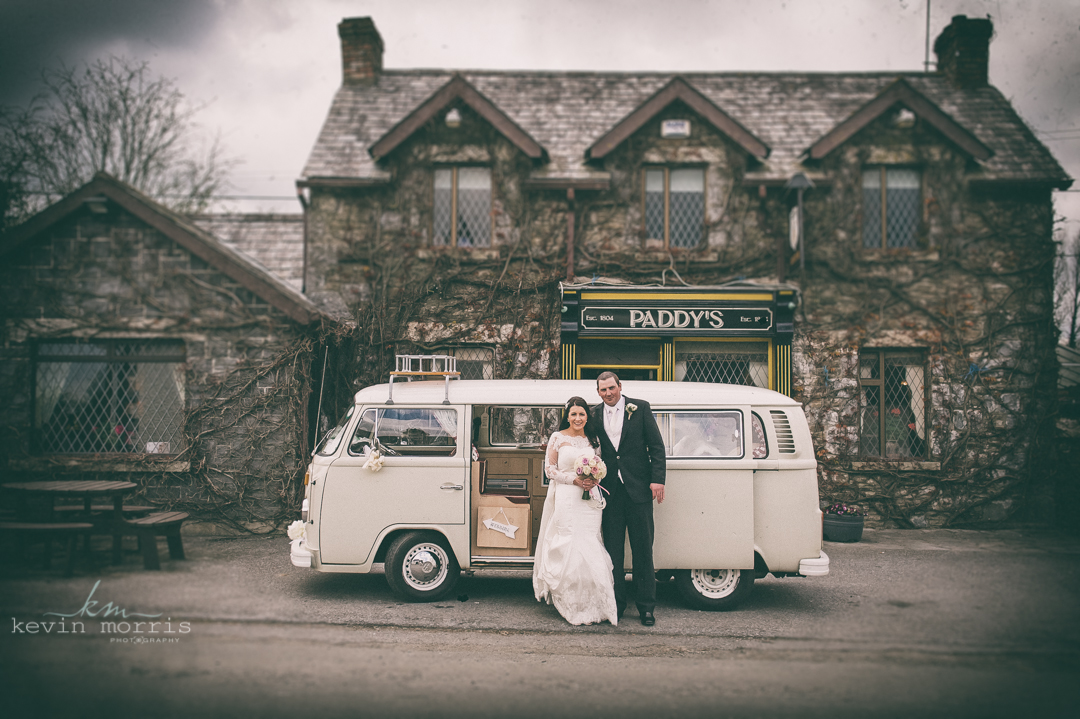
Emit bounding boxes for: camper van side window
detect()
[350,408,458,457]
[489,406,561,446]
[751,413,768,458]
[658,411,745,458]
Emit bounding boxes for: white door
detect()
[651,408,755,569]
[320,405,467,565]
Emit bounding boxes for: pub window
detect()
[644,167,705,250]
[862,167,920,249]
[34,339,186,455]
[858,349,928,458]
[434,346,494,380]
[674,340,769,388]
[434,167,491,248]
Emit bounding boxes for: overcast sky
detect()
[2,0,1077,230]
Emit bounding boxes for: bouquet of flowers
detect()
[577,454,607,500]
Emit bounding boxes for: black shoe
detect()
[640,611,655,626]
[617,605,626,618]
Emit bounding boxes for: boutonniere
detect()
[625,403,638,417]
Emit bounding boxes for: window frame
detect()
[861,165,923,250]
[655,409,746,459]
[33,338,187,456]
[642,165,707,251]
[347,407,459,458]
[857,348,930,459]
[432,165,493,248]
[433,346,495,380]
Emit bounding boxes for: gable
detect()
[586,77,769,161]
[1,174,322,325]
[806,78,992,161]
[369,74,545,161]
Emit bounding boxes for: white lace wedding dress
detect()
[532,431,619,626]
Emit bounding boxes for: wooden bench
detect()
[122,512,189,570]
[54,504,155,517]
[0,521,93,576]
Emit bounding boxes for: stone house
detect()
[0,173,324,531]
[296,14,1070,527]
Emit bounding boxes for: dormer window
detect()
[434,167,491,248]
[644,167,705,250]
[862,167,920,249]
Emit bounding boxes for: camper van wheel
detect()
[675,568,754,611]
[384,532,460,602]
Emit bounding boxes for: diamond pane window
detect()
[674,341,769,388]
[643,167,704,250]
[858,349,927,458]
[863,167,920,249]
[433,167,491,248]
[435,346,494,379]
[35,339,186,455]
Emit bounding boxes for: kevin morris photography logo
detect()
[10,580,190,644]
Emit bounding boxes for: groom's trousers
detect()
[601,480,656,614]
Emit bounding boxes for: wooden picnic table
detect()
[2,480,138,564]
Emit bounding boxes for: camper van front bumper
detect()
[290,538,314,568]
[799,551,829,576]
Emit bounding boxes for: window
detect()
[488,406,561,446]
[316,406,354,457]
[862,167,920,249]
[858,350,928,458]
[644,167,705,249]
[435,346,494,380]
[674,340,769,387]
[349,408,458,457]
[655,410,744,458]
[34,339,185,455]
[434,167,491,247]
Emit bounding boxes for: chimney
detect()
[338,17,383,85]
[933,15,994,89]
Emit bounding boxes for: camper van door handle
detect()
[440,483,464,491]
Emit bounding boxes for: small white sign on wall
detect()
[661,119,691,138]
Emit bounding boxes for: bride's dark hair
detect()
[558,396,600,447]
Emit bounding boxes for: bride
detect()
[533,396,619,626]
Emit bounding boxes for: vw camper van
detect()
[290,372,829,610]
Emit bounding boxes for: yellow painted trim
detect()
[576,363,661,380]
[579,292,774,301]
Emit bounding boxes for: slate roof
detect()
[301,70,1069,188]
[192,214,304,291]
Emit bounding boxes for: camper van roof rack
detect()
[387,354,460,405]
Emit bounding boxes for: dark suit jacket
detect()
[593,397,667,504]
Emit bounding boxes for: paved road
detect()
[2,529,1079,718]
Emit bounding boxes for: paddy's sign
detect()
[579,306,772,333]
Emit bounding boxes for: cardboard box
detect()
[476,505,530,549]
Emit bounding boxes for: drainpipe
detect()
[566,188,575,282]
[297,185,310,293]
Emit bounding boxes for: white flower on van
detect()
[362,449,384,472]
[626,403,638,417]
[287,520,306,540]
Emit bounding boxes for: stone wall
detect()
[0,206,317,532]
[305,103,1060,526]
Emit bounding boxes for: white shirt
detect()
[603,397,625,451]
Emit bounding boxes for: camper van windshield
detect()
[315,406,354,457]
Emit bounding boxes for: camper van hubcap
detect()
[690,568,740,598]
[403,544,448,588]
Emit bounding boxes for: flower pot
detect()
[823,514,864,542]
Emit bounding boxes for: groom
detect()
[593,371,667,626]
